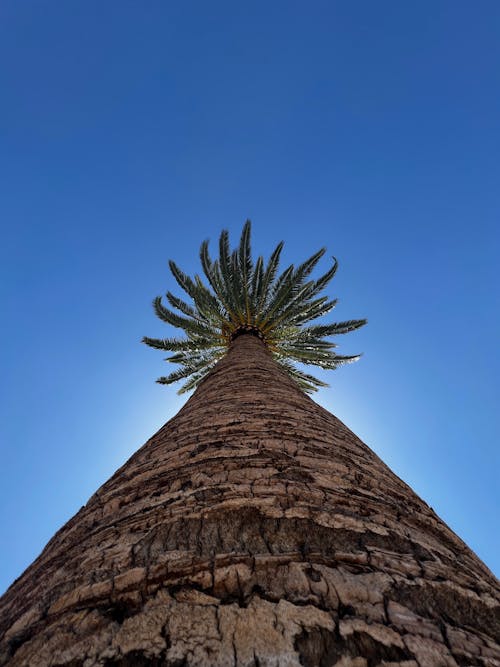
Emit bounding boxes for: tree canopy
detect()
[143,221,366,393]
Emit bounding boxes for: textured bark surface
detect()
[1,334,499,666]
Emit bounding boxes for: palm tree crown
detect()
[143,221,367,394]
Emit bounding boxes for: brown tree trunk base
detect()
[1,336,499,666]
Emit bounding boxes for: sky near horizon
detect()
[1,1,499,593]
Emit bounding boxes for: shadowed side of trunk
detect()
[0,334,499,666]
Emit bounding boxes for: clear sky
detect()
[1,1,499,594]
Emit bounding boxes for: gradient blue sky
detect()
[1,1,499,593]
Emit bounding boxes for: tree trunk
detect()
[1,334,499,666]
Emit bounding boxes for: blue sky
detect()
[1,1,499,593]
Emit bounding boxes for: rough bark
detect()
[0,334,499,666]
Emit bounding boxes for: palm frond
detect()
[254,241,284,315]
[238,220,253,322]
[153,297,217,337]
[142,336,214,352]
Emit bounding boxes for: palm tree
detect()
[0,223,498,666]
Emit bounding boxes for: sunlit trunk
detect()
[1,334,499,665]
